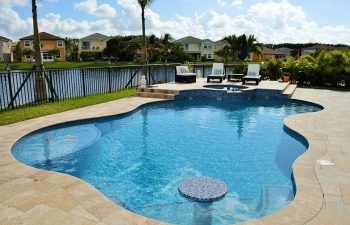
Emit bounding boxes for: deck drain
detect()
[178,176,227,202]
[316,159,334,166]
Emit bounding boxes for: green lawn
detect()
[0,88,136,126]
[0,61,137,70]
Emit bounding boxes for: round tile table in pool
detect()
[179,176,228,202]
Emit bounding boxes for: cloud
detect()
[1,0,350,45]
[231,0,242,7]
[215,0,227,7]
[75,0,117,17]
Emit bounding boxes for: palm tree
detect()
[247,35,263,60]
[215,46,230,63]
[160,33,174,64]
[148,34,158,61]
[138,0,154,85]
[224,35,240,61]
[32,0,42,70]
[32,0,48,101]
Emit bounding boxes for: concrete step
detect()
[283,84,297,98]
[137,87,179,95]
[136,92,175,100]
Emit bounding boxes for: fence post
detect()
[202,65,205,78]
[108,66,112,93]
[7,66,14,109]
[81,68,86,97]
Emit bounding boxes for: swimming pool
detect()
[12,98,321,225]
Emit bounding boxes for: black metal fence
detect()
[0,63,241,111]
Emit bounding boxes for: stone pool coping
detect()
[1,86,350,225]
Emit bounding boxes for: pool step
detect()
[138,87,179,95]
[136,87,178,100]
[282,84,297,98]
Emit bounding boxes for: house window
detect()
[57,40,63,47]
[82,41,90,50]
[204,45,207,49]
[24,40,30,48]
[208,54,212,59]
[26,55,31,59]
[56,51,61,59]
[43,52,52,60]
[203,54,207,58]
[184,43,188,50]
[208,45,212,49]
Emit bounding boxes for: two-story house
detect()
[78,33,110,60]
[0,36,13,63]
[19,32,65,62]
[175,36,218,61]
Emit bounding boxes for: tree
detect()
[48,49,60,61]
[21,49,34,60]
[32,0,42,70]
[31,0,48,101]
[247,35,263,60]
[138,0,154,85]
[148,34,158,62]
[239,34,248,60]
[160,33,174,64]
[224,35,240,61]
[215,46,230,63]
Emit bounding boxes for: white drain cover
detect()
[316,159,334,166]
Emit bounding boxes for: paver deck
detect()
[1,81,350,225]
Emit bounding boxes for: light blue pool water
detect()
[12,99,321,225]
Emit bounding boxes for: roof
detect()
[20,32,63,40]
[175,36,203,44]
[302,44,345,51]
[0,36,12,42]
[80,33,110,41]
[214,39,229,45]
[263,47,286,55]
[201,39,214,43]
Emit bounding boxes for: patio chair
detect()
[175,66,196,83]
[242,64,261,85]
[207,63,226,83]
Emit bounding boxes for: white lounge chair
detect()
[207,63,226,83]
[242,64,261,85]
[175,66,196,83]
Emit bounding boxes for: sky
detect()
[1,0,350,44]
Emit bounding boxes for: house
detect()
[0,36,13,63]
[214,39,229,61]
[276,47,293,57]
[251,46,287,61]
[301,44,349,55]
[78,33,110,60]
[19,32,65,62]
[175,36,215,61]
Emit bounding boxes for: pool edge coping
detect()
[0,89,337,225]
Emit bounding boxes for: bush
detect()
[259,50,350,88]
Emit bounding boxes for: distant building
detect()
[0,36,13,63]
[301,44,348,55]
[19,32,66,62]
[175,36,216,61]
[251,46,286,61]
[78,33,110,60]
[276,47,293,57]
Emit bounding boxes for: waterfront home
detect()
[19,32,65,62]
[78,33,110,60]
[175,36,217,61]
[0,36,13,63]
